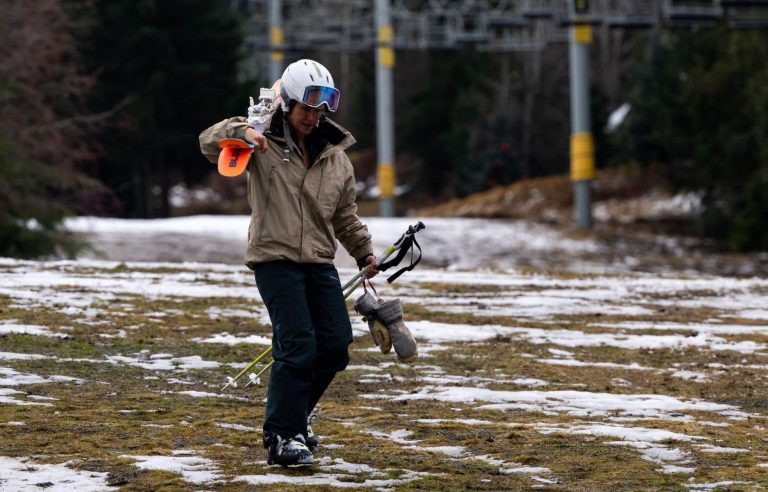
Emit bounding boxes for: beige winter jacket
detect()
[199,114,372,269]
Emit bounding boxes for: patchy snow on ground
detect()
[216,422,258,432]
[0,388,55,407]
[0,352,50,361]
[2,216,767,489]
[0,367,82,387]
[64,216,603,271]
[235,469,431,489]
[0,456,116,491]
[193,332,272,346]
[0,320,70,338]
[362,386,744,420]
[535,423,705,473]
[106,353,222,371]
[685,481,753,490]
[121,450,222,484]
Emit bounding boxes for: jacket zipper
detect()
[257,161,276,241]
[298,167,308,260]
[315,165,325,201]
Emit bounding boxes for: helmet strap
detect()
[282,115,295,163]
[280,86,292,113]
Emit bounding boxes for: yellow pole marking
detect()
[570,132,595,181]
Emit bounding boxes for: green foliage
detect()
[471,112,523,190]
[0,0,102,258]
[82,0,252,218]
[0,140,82,258]
[400,48,574,202]
[402,51,492,200]
[619,26,768,251]
[348,53,377,150]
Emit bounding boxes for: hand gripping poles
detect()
[221,221,425,391]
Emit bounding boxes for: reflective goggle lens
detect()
[302,86,340,112]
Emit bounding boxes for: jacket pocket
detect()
[314,247,336,260]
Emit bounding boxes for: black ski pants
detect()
[253,261,353,442]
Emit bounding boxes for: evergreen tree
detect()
[619,26,768,251]
[82,0,251,218]
[0,0,100,258]
[472,112,522,190]
[402,51,491,201]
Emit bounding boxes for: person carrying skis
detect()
[199,59,378,466]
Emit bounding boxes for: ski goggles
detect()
[301,85,340,112]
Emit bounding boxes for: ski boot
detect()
[266,434,313,466]
[306,413,318,454]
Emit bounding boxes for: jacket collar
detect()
[267,108,356,154]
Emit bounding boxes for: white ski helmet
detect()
[279,59,340,113]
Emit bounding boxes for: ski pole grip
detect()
[411,221,426,233]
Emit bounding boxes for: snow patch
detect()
[416,418,497,426]
[193,332,272,346]
[685,481,752,490]
[216,422,258,432]
[235,469,430,489]
[0,367,81,387]
[537,358,654,371]
[317,457,382,475]
[499,466,552,475]
[0,321,69,338]
[659,465,696,474]
[364,386,743,420]
[0,388,55,407]
[0,456,116,491]
[0,352,50,361]
[693,444,750,454]
[121,451,222,484]
[105,354,221,371]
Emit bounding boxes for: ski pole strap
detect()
[362,278,380,300]
[378,234,422,283]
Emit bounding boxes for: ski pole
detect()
[221,345,273,391]
[340,245,399,292]
[222,221,426,391]
[342,247,396,299]
[233,274,363,392]
[244,359,274,388]
[341,221,424,297]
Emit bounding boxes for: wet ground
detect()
[70,216,768,278]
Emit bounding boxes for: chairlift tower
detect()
[268,0,284,83]
[242,0,768,223]
[376,0,396,217]
[568,0,595,230]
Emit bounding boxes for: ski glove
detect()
[371,298,418,363]
[354,292,418,363]
[354,292,391,354]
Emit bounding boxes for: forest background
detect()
[1,0,767,258]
